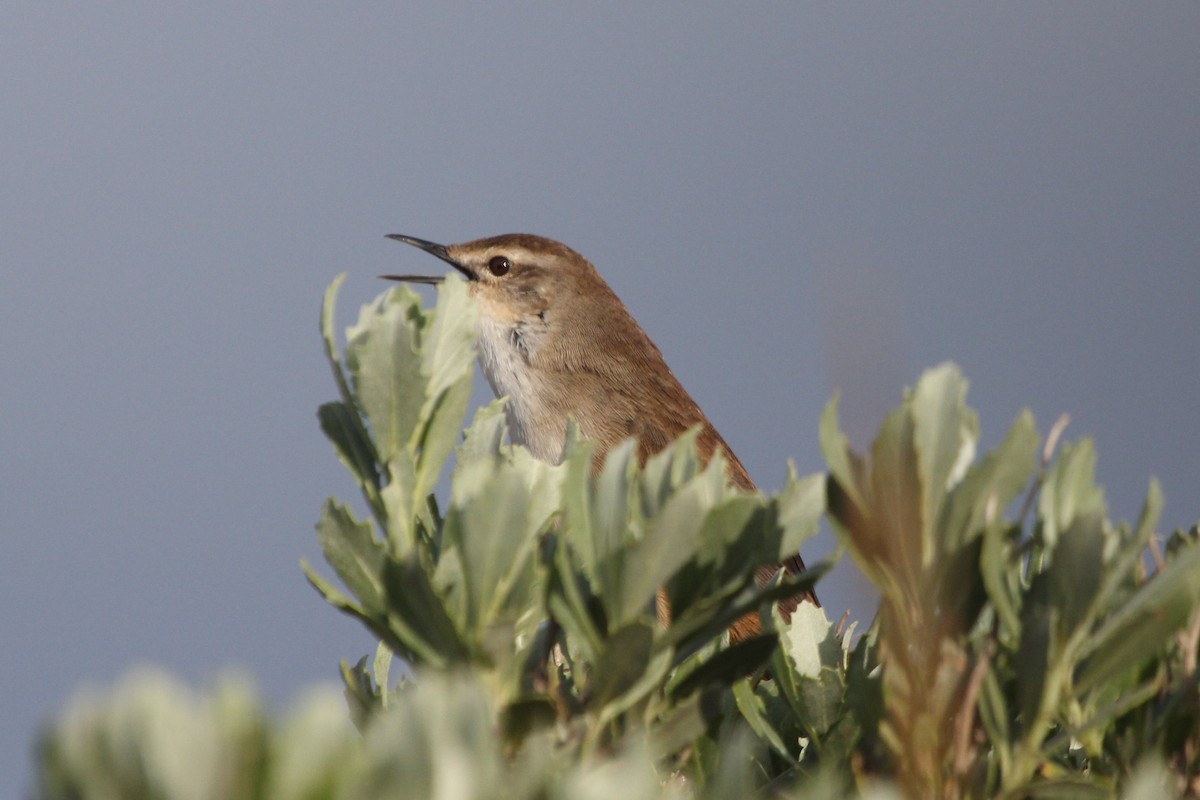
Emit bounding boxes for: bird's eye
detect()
[487,255,511,277]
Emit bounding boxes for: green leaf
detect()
[774,603,846,739]
[1019,776,1112,799]
[443,458,543,629]
[667,494,765,618]
[455,399,509,467]
[617,461,729,626]
[409,277,478,502]
[343,286,428,465]
[665,564,830,662]
[561,437,633,610]
[779,602,840,679]
[320,273,355,411]
[776,466,825,560]
[380,453,419,556]
[412,374,472,505]
[381,557,471,667]
[639,426,706,516]
[668,635,778,700]
[301,558,366,618]
[732,678,793,759]
[418,275,478,401]
[317,401,381,511]
[819,394,865,513]
[314,500,386,616]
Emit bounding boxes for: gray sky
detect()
[3,4,1198,790]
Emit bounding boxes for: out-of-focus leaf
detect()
[1016,578,1055,731]
[910,363,978,539]
[981,519,1022,643]
[939,410,1038,552]
[1085,479,1162,626]
[1018,776,1113,799]
[1120,757,1176,800]
[647,687,724,760]
[1038,439,1105,550]
[356,672,502,799]
[699,724,766,800]
[589,622,656,709]
[1047,510,1106,635]
[860,403,923,584]
[559,738,663,800]
[36,669,276,800]
[978,668,1010,772]
[1076,540,1200,693]
[372,642,393,706]
[732,678,792,759]
[498,696,556,750]
[269,687,362,800]
[340,655,377,732]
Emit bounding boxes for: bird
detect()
[381,233,816,639]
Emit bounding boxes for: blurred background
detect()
[3,4,1198,792]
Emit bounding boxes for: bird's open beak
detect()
[380,234,473,283]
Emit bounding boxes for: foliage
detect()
[35,277,1200,799]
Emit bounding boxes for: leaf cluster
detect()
[34,279,1200,799]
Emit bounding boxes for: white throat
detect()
[474,316,564,463]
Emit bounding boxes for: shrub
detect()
[36,277,1200,799]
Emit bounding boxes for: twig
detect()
[953,640,994,780]
[1180,604,1200,679]
[1147,531,1167,574]
[835,608,851,638]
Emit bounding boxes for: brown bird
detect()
[382,233,816,639]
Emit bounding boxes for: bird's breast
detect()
[475,317,566,463]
